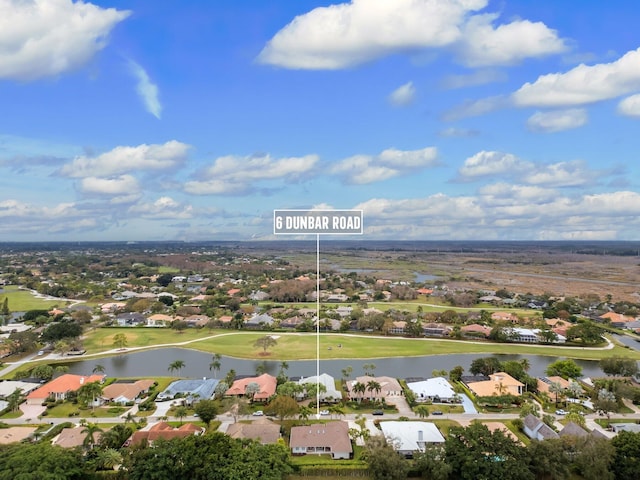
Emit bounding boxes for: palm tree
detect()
[81,423,103,450]
[366,379,382,400]
[6,388,25,412]
[520,358,531,372]
[123,412,138,429]
[278,361,289,379]
[255,361,267,376]
[549,381,565,406]
[97,448,123,471]
[363,363,376,376]
[298,405,313,421]
[78,381,103,411]
[351,381,366,402]
[209,353,222,378]
[92,364,106,375]
[415,405,430,418]
[168,360,186,377]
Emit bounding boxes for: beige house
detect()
[467,372,523,397]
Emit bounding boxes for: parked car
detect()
[555,409,567,415]
[252,410,264,416]
[432,411,444,415]
[319,410,330,416]
[372,410,384,416]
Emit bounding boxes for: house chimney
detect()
[80,377,85,385]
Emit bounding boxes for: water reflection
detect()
[63,347,608,380]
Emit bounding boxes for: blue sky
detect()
[1,0,640,242]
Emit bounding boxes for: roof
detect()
[0,427,36,445]
[290,421,352,453]
[53,426,102,448]
[559,422,589,437]
[225,374,277,400]
[225,421,281,444]
[467,372,523,397]
[26,374,105,400]
[102,379,155,402]
[127,421,203,446]
[380,421,444,452]
[157,378,219,400]
[0,380,41,398]
[298,373,342,401]
[407,377,456,399]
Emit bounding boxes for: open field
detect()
[0,285,65,311]
[80,328,640,361]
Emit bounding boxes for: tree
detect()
[81,423,103,450]
[0,442,90,480]
[366,379,382,398]
[30,364,54,380]
[99,424,133,450]
[77,381,103,411]
[96,448,123,471]
[224,369,236,387]
[600,356,639,377]
[214,381,229,399]
[209,353,222,378]
[571,436,615,480]
[545,359,582,379]
[341,365,353,383]
[194,399,218,428]
[432,369,448,378]
[92,364,105,375]
[351,381,366,402]
[470,356,502,376]
[168,359,186,376]
[6,388,25,412]
[449,365,464,382]
[363,436,410,480]
[414,444,451,480]
[41,321,82,343]
[526,439,571,480]
[549,381,565,406]
[595,388,617,417]
[444,423,533,480]
[611,430,640,480]
[363,363,376,376]
[255,361,267,375]
[253,335,277,354]
[268,395,299,421]
[245,382,261,401]
[174,405,188,425]
[415,404,430,418]
[278,360,289,381]
[112,333,128,349]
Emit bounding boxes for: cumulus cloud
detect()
[526,108,588,133]
[457,151,599,187]
[388,81,416,106]
[257,0,564,70]
[455,14,567,67]
[184,153,319,195]
[80,174,139,195]
[128,60,162,118]
[59,140,189,178]
[128,196,193,219]
[512,48,640,107]
[0,0,130,80]
[331,146,438,184]
[457,151,529,180]
[354,190,640,240]
[617,94,640,117]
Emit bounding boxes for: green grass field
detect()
[0,285,66,311]
[81,328,640,361]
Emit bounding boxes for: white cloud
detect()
[388,81,416,106]
[331,146,438,184]
[456,14,567,67]
[458,151,529,180]
[128,196,193,219]
[80,175,139,195]
[441,94,508,121]
[128,60,162,119]
[617,94,640,117]
[257,0,565,70]
[184,153,319,195]
[59,140,189,178]
[353,190,640,240]
[438,127,480,137]
[457,151,599,187]
[513,48,640,107]
[257,0,482,69]
[526,108,588,133]
[0,0,130,80]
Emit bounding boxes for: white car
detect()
[319,410,330,416]
[555,409,567,415]
[252,410,264,416]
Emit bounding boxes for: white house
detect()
[380,421,445,457]
[407,377,459,403]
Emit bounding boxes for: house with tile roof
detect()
[290,421,352,459]
[125,421,204,447]
[346,376,403,401]
[467,372,524,398]
[225,373,277,402]
[26,374,105,405]
[225,419,281,444]
[102,379,155,404]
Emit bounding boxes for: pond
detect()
[62,347,609,381]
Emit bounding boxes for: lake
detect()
[63,347,610,380]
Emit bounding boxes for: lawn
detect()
[43,403,127,419]
[0,285,65,311]
[80,328,640,362]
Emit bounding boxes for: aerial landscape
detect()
[1,0,640,479]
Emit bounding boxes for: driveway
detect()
[19,403,46,420]
[386,396,413,416]
[459,394,478,414]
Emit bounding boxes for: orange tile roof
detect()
[225,373,277,400]
[27,374,105,400]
